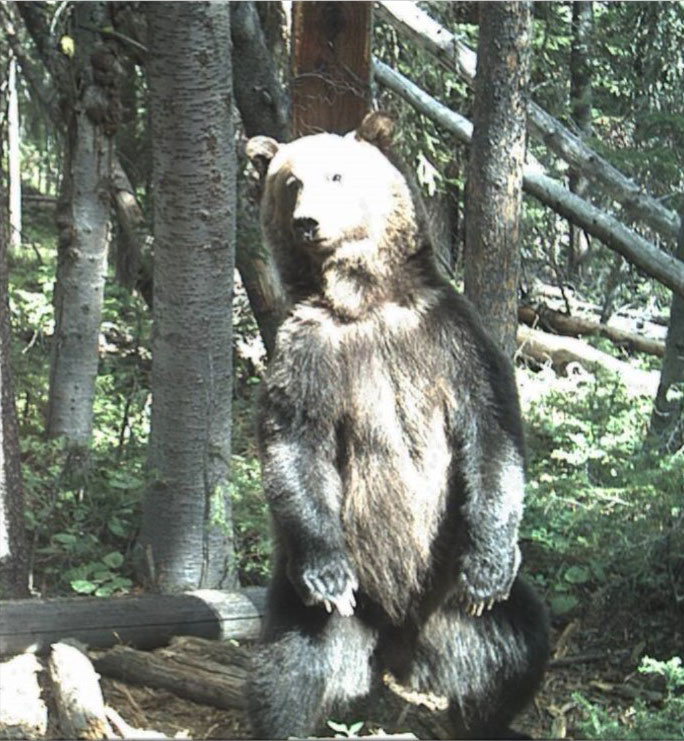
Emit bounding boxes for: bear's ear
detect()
[246,136,280,179]
[353,112,395,153]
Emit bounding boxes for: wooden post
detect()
[291,1,372,136]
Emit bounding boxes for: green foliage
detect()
[230,454,270,585]
[327,720,365,738]
[573,656,684,739]
[523,370,684,617]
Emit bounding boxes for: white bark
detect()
[141,2,237,590]
[8,55,21,250]
[372,59,684,299]
[46,3,113,446]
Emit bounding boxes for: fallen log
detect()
[516,324,659,396]
[94,638,249,711]
[376,1,681,244]
[48,641,114,740]
[0,587,266,657]
[518,305,666,357]
[372,58,684,299]
[0,653,47,739]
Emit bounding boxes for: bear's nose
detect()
[293,217,320,242]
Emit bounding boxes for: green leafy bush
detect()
[574,656,684,739]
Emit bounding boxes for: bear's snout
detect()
[292,216,321,244]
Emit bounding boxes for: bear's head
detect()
[247,113,423,315]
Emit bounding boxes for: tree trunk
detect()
[648,208,684,451]
[291,1,373,136]
[46,2,116,448]
[567,1,593,273]
[464,1,531,357]
[373,59,684,300]
[140,2,237,591]
[231,0,288,356]
[0,139,30,599]
[7,55,21,250]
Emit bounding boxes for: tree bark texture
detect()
[568,1,594,272]
[0,137,30,599]
[649,208,684,451]
[231,0,288,356]
[231,0,290,141]
[141,2,237,591]
[47,642,113,740]
[0,587,266,655]
[376,1,681,244]
[46,2,117,447]
[373,59,684,299]
[291,1,372,136]
[465,2,532,357]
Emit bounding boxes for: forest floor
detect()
[74,592,678,740]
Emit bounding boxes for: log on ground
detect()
[48,641,114,740]
[0,587,266,657]
[518,304,666,357]
[0,653,47,739]
[94,637,249,711]
[516,324,660,396]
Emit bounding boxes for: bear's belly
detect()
[340,364,451,622]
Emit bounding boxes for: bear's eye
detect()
[331,173,343,183]
[285,175,299,190]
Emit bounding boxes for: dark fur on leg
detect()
[399,578,549,740]
[248,578,378,739]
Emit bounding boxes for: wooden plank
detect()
[0,587,266,656]
[291,1,372,136]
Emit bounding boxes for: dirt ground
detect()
[87,597,680,740]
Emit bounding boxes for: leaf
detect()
[550,594,579,615]
[53,532,77,545]
[108,518,126,537]
[71,579,96,594]
[59,35,75,58]
[564,565,590,584]
[102,551,124,568]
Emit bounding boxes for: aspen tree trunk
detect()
[648,209,684,451]
[7,55,21,250]
[1,133,29,598]
[46,2,115,448]
[464,2,532,357]
[568,1,594,273]
[140,2,237,590]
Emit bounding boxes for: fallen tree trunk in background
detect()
[518,305,666,358]
[516,324,659,396]
[373,59,684,299]
[376,1,681,244]
[0,587,266,656]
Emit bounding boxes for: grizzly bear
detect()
[245,113,549,739]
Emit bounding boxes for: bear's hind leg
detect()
[407,578,549,740]
[248,610,378,739]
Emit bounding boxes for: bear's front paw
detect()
[455,545,520,617]
[296,553,359,617]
